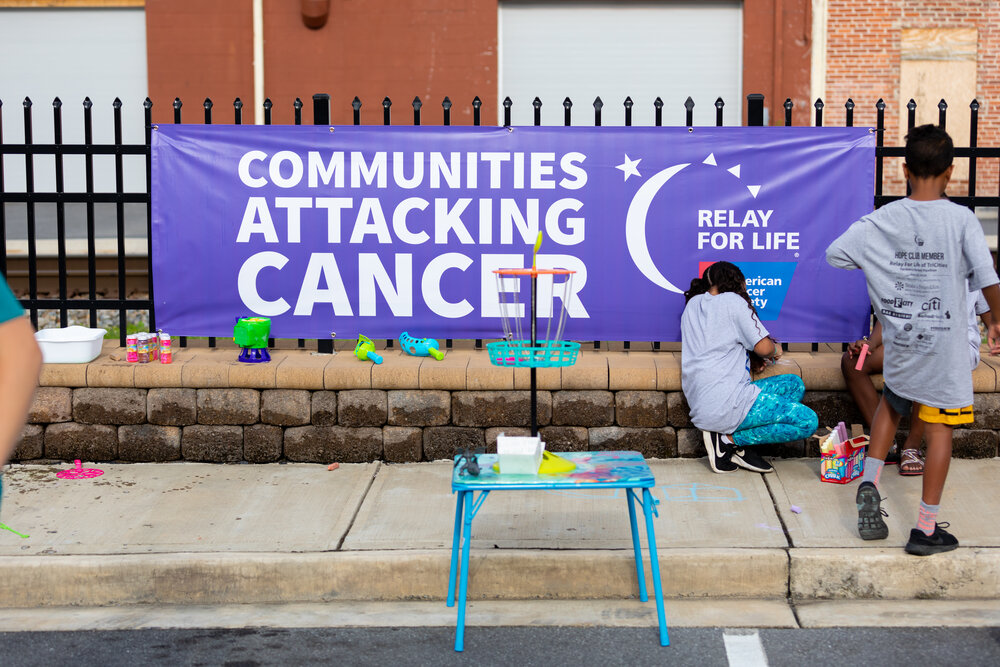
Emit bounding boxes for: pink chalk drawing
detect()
[56,460,104,480]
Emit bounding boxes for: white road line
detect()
[724,630,769,667]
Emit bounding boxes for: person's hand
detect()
[989,322,1000,356]
[770,337,783,360]
[846,337,867,357]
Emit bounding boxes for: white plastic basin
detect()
[496,434,544,475]
[34,326,107,364]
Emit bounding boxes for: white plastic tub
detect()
[496,433,544,475]
[34,326,107,364]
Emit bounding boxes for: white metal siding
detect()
[499,1,742,127]
[0,7,148,194]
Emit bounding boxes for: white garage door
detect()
[499,1,742,127]
[0,7,147,195]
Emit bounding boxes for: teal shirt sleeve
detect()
[0,275,25,324]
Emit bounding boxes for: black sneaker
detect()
[702,431,738,473]
[905,522,959,556]
[856,481,888,540]
[730,445,774,473]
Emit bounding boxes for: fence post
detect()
[313,93,331,125]
[313,93,334,353]
[746,93,764,126]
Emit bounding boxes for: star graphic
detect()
[615,154,642,181]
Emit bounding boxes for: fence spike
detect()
[684,96,694,111]
[234,97,243,110]
[442,96,452,110]
[293,97,303,110]
[938,98,947,111]
[971,99,980,111]
[352,96,362,110]
[412,96,422,110]
[623,96,633,109]
[906,98,916,111]
[173,97,182,110]
[472,96,482,109]
[593,96,603,110]
[876,98,886,111]
[814,98,824,110]
[142,97,152,111]
[383,97,392,108]
[23,96,32,108]
[503,96,513,109]
[655,97,664,109]
[533,97,542,109]
[84,97,93,110]
[53,97,62,109]
[845,98,855,111]
[715,97,725,109]
[563,97,572,109]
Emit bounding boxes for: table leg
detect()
[447,490,466,608]
[642,487,669,646]
[626,489,648,602]
[453,490,489,652]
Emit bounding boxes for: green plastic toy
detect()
[354,334,383,364]
[234,317,271,363]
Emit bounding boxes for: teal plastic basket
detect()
[487,340,580,368]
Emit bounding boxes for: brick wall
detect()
[824,1,1000,197]
[16,386,1000,464]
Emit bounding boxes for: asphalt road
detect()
[1,626,998,667]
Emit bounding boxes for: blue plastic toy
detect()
[399,332,444,360]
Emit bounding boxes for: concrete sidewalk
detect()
[0,457,999,624]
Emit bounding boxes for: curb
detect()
[0,549,787,607]
[2,546,998,607]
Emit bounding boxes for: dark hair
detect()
[904,124,954,178]
[684,260,749,303]
[684,261,769,371]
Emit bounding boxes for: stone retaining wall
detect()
[16,385,1000,463]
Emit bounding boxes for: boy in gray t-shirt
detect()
[826,124,1000,555]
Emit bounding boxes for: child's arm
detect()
[752,335,780,361]
[847,319,882,357]
[981,283,1000,355]
[867,318,883,348]
[0,316,42,466]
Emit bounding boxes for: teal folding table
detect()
[447,450,669,652]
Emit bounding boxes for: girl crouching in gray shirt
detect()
[680,261,818,473]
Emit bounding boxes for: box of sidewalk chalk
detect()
[817,421,868,484]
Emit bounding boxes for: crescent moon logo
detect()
[625,163,690,293]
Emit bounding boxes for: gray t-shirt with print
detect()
[826,197,998,409]
[681,291,769,433]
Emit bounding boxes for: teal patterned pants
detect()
[732,375,818,447]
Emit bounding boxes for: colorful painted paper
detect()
[453,450,655,490]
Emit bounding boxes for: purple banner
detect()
[151,125,875,341]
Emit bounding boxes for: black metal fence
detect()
[2,92,999,353]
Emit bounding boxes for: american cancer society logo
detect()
[618,151,797,321]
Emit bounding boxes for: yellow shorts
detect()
[917,403,974,425]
